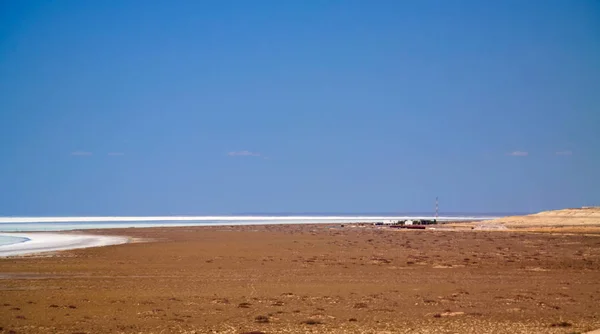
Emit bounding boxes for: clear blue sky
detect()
[0,0,598,216]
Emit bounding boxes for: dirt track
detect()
[1,224,600,333]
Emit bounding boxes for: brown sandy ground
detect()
[1,224,600,334]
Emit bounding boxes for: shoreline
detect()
[2,216,600,257]
[0,216,495,233]
[1,221,457,257]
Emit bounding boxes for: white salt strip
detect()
[0,233,128,257]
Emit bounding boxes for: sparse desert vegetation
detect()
[254,315,269,323]
[1,223,600,333]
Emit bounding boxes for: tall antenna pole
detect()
[435,196,439,222]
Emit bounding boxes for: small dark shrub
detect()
[353,302,368,309]
[550,321,572,328]
[254,315,269,323]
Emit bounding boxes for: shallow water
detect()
[0,235,29,246]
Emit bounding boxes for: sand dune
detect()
[488,207,600,228]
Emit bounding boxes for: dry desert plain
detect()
[1,209,600,334]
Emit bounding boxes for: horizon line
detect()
[0,211,529,218]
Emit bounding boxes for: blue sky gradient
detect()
[1,0,599,215]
